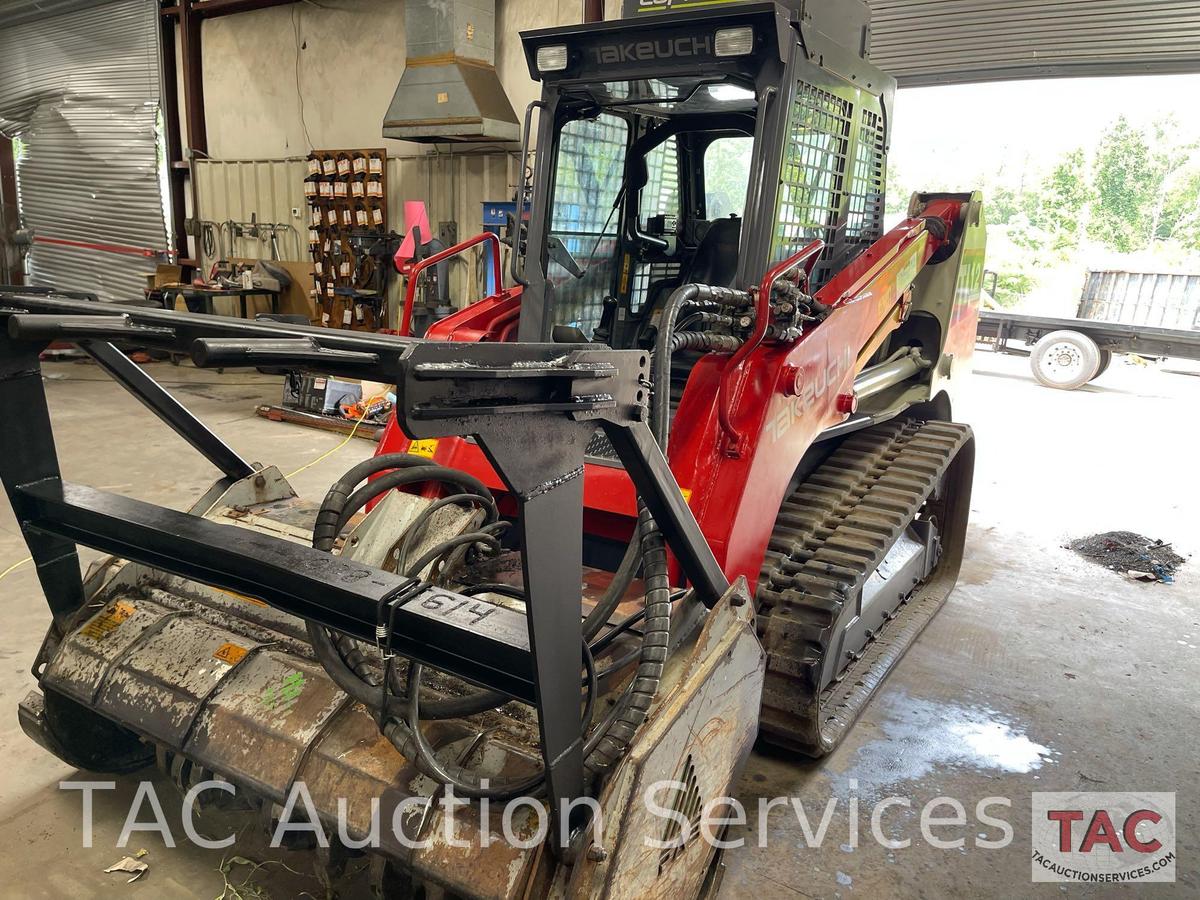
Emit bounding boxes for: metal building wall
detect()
[0,0,116,27]
[0,0,168,303]
[192,151,516,319]
[869,0,1200,86]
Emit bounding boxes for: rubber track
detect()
[756,418,973,755]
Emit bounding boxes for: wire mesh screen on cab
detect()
[549,114,628,337]
[772,82,886,289]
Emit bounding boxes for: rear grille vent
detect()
[771,81,888,290]
[845,108,886,252]
[774,82,852,288]
[657,753,704,875]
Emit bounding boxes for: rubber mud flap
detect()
[42,687,154,774]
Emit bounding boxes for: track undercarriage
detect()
[757,419,976,755]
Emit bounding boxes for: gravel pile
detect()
[1068,531,1185,583]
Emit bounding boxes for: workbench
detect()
[170,286,280,319]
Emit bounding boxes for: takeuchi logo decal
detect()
[766,343,854,444]
[591,36,713,65]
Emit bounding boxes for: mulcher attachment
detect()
[756,419,976,756]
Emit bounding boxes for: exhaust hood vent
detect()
[383,0,519,144]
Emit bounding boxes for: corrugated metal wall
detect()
[869,0,1200,86]
[193,150,517,319]
[0,0,116,27]
[0,0,167,303]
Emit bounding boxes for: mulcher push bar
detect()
[0,291,730,836]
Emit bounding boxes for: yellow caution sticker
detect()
[80,600,136,641]
[213,642,249,666]
[680,487,693,504]
[409,439,439,459]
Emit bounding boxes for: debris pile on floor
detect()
[104,849,149,883]
[1068,531,1185,583]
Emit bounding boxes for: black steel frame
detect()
[0,291,729,840]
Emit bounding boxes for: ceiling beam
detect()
[161,0,300,19]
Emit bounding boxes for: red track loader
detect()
[1,0,983,896]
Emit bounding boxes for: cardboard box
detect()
[144,264,184,292]
[292,374,362,415]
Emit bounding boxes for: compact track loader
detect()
[1,0,983,896]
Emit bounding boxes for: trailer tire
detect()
[1091,349,1114,381]
[1031,330,1101,390]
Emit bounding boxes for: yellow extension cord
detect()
[283,393,389,479]
[0,556,32,584]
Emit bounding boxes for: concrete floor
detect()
[0,349,1194,897]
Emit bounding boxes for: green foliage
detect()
[704,136,753,219]
[976,115,1200,305]
[991,271,1035,307]
[987,185,1024,226]
[885,161,910,217]
[1028,149,1093,246]
[1157,168,1200,249]
[1087,117,1159,251]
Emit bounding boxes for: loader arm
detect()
[380,196,977,586]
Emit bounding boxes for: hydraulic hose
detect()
[309,453,507,718]
[395,492,489,573]
[669,331,744,354]
[314,456,496,552]
[584,501,670,775]
[305,436,674,797]
[652,284,750,447]
[311,453,431,552]
[391,638,598,800]
[580,532,641,641]
[653,285,701,447]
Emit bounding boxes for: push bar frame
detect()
[0,291,729,839]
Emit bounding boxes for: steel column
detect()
[0,139,21,285]
[0,331,84,625]
[479,428,592,843]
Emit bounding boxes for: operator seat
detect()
[684,215,741,287]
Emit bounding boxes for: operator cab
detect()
[519,0,890,355]
[543,77,758,349]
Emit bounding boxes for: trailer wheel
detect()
[1031,330,1101,390]
[1090,349,1114,381]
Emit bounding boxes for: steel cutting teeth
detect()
[756,418,974,756]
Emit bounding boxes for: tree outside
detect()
[887,83,1200,312]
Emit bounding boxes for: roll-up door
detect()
[0,0,168,302]
[869,0,1200,86]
